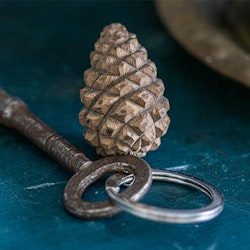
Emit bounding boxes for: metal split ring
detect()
[105,169,224,223]
[64,154,223,223]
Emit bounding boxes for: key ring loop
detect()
[105,169,224,223]
[63,155,152,219]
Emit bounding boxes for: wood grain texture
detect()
[80,23,170,157]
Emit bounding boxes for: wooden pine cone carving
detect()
[79,23,170,157]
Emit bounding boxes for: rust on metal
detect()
[0,88,152,218]
[63,155,152,219]
[0,88,91,173]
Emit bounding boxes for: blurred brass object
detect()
[156,0,250,88]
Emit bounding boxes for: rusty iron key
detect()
[0,88,152,219]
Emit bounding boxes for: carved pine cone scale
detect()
[79,23,170,157]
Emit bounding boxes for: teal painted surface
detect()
[0,1,249,249]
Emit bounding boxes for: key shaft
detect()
[0,88,92,172]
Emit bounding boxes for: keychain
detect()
[0,23,224,223]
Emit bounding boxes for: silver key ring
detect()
[105,169,224,223]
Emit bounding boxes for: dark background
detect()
[0,1,249,249]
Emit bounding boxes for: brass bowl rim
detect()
[156,0,250,88]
